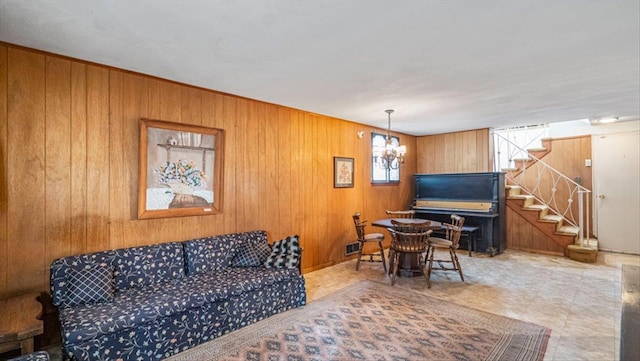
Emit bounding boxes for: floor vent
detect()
[345,242,360,256]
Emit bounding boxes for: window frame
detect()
[371,131,401,184]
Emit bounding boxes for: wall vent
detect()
[345,242,360,256]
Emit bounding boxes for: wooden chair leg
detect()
[390,252,400,286]
[355,242,363,270]
[450,248,464,282]
[388,249,395,275]
[422,262,431,288]
[378,241,387,273]
[427,246,435,288]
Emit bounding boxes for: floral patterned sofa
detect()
[50,230,305,361]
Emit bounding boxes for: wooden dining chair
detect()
[352,212,387,272]
[386,209,416,218]
[426,214,465,288]
[388,219,432,286]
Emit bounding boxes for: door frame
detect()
[592,130,640,254]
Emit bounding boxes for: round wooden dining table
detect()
[372,218,441,230]
[371,218,441,277]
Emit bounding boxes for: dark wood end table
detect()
[0,293,44,355]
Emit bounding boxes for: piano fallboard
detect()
[413,207,499,218]
[414,199,493,212]
[413,172,506,255]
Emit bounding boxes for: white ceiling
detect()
[1,0,638,136]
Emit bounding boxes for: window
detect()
[371,132,400,183]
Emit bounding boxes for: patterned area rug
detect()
[167,280,551,361]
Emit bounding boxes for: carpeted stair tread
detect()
[540,214,564,223]
[527,147,548,152]
[507,194,529,200]
[506,185,522,197]
[557,225,579,235]
[524,204,548,211]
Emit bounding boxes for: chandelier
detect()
[373,109,406,170]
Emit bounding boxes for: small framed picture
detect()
[334,157,354,188]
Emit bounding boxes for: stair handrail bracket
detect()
[494,133,592,247]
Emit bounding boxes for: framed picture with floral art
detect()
[138,118,224,219]
[334,157,354,188]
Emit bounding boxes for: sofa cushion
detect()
[65,264,115,307]
[232,242,272,267]
[264,235,300,269]
[58,267,301,344]
[113,242,185,290]
[183,234,239,275]
[50,250,118,307]
[232,235,272,267]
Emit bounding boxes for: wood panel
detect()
[85,65,110,253]
[506,207,564,255]
[0,43,424,298]
[0,45,8,298]
[69,62,88,256]
[6,47,46,296]
[45,56,72,279]
[416,128,491,174]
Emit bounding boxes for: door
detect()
[593,131,640,254]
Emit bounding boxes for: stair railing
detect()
[493,132,591,246]
[494,125,548,170]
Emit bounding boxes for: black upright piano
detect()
[412,172,506,255]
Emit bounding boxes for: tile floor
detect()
[304,249,640,361]
[41,249,639,361]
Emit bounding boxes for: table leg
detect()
[20,337,34,355]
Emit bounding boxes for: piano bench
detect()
[431,225,480,257]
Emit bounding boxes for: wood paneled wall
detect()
[416,128,492,174]
[0,44,417,298]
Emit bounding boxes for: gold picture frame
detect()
[138,118,224,219]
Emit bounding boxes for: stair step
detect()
[519,195,538,207]
[506,185,522,197]
[540,214,564,223]
[524,203,547,210]
[568,244,598,263]
[557,225,580,236]
[513,157,532,162]
[584,238,598,249]
[527,147,548,152]
[501,167,518,172]
[507,194,528,200]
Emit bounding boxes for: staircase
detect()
[494,133,598,260]
[505,184,580,255]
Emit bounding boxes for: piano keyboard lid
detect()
[414,199,493,212]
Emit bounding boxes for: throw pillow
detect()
[65,264,115,307]
[265,235,300,269]
[232,241,272,267]
[284,235,301,269]
[183,235,238,275]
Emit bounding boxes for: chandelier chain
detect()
[373,109,406,170]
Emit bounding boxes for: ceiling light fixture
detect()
[372,109,406,170]
[596,117,618,124]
